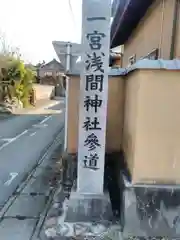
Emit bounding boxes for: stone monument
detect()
[77,0,111,194]
[65,0,113,224]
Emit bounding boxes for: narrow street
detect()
[0,99,65,210]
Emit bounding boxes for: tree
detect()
[0,56,35,107]
[0,31,21,57]
[0,31,10,56]
[0,30,35,107]
[18,66,35,107]
[0,57,25,101]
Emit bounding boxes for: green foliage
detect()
[0,55,35,107]
[16,67,35,107]
[8,58,26,82]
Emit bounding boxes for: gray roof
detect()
[67,59,180,77]
[125,59,180,74]
[40,59,64,71]
[67,66,125,77]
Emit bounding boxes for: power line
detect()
[68,0,76,28]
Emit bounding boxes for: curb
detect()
[14,99,62,115]
[0,99,63,122]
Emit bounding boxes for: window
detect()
[128,54,136,67]
[44,72,52,76]
[56,72,61,76]
[143,48,159,60]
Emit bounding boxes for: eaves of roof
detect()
[110,0,155,48]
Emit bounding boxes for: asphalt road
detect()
[0,100,65,209]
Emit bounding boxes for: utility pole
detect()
[65,42,71,73]
[64,42,71,151]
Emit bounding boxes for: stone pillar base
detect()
[54,190,122,238]
[121,173,180,239]
[65,191,114,222]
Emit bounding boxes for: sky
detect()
[0,0,82,64]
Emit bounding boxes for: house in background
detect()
[109,51,122,68]
[111,0,180,68]
[38,58,65,85]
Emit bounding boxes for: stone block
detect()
[65,191,113,222]
[121,173,180,238]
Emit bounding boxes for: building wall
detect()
[33,84,54,100]
[123,69,180,184]
[122,0,176,67]
[122,71,140,175]
[174,1,180,58]
[40,76,56,85]
[67,76,125,154]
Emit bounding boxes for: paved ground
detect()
[40,154,122,240]
[0,99,65,240]
[0,98,122,240]
[0,99,65,210]
[0,129,64,240]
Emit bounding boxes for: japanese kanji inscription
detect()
[85,75,104,92]
[84,94,103,113]
[77,0,111,194]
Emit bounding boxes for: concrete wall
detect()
[174,1,180,58]
[67,75,124,154]
[33,84,54,100]
[122,0,176,67]
[40,76,56,86]
[123,69,180,184]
